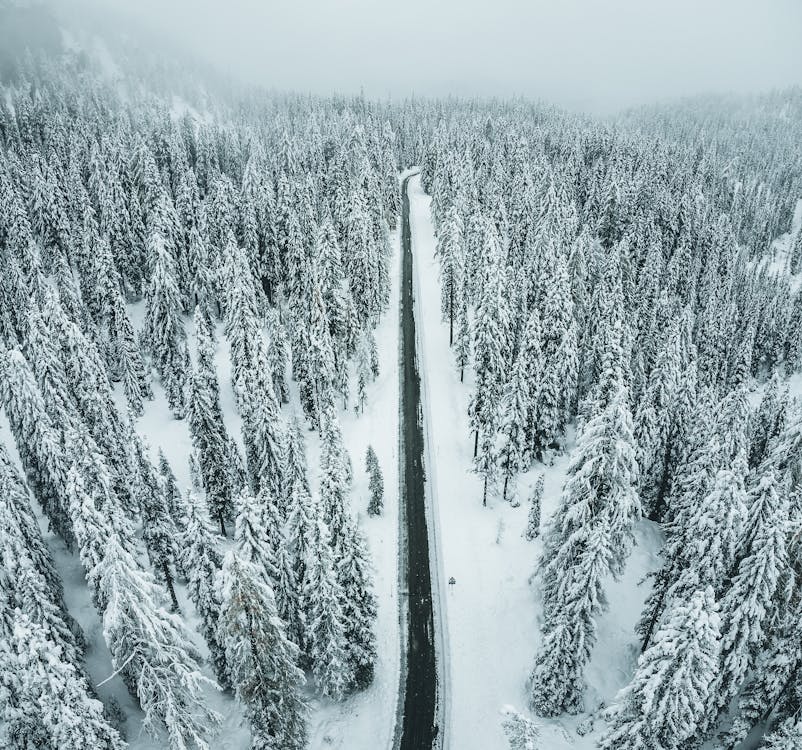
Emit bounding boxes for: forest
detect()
[1,3,802,750]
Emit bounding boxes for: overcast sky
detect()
[85,0,802,112]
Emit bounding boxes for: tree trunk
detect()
[460,366,464,383]
[640,581,668,652]
[218,514,227,537]
[474,429,479,458]
[163,564,180,612]
[483,476,488,507]
[502,474,509,501]
[449,285,454,346]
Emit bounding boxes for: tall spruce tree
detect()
[600,585,721,750]
[217,551,307,750]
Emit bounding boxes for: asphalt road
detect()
[397,173,438,750]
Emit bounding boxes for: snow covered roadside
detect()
[407,174,662,749]
[123,220,403,749]
[0,221,402,750]
[304,226,402,749]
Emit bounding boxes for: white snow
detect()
[303,226,402,749]
[751,198,802,288]
[408,174,662,749]
[0,220,403,748]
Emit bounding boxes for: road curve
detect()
[394,173,439,750]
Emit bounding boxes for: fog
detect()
[77,0,802,112]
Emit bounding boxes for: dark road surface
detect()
[397,173,439,750]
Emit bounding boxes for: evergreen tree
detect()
[234,490,279,585]
[762,718,802,749]
[599,585,721,750]
[525,474,544,541]
[217,551,307,750]
[749,372,787,469]
[532,384,639,714]
[318,406,352,539]
[366,445,384,516]
[129,437,181,610]
[356,328,372,414]
[336,518,378,690]
[455,287,471,382]
[156,449,182,523]
[470,223,508,502]
[180,492,228,688]
[0,611,126,750]
[113,294,152,417]
[716,470,788,716]
[187,307,235,533]
[436,205,465,344]
[2,348,73,543]
[144,232,189,418]
[497,350,531,502]
[307,283,337,424]
[304,519,353,699]
[98,535,220,749]
[533,240,577,456]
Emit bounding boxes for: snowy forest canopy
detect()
[2,9,802,750]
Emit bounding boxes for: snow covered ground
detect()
[408,174,663,749]
[752,198,802,287]
[0,226,403,749]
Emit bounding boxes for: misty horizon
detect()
[63,0,802,113]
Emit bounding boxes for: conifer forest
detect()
[1,2,802,749]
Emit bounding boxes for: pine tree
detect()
[187,307,235,533]
[265,306,290,404]
[497,350,531,502]
[222,241,263,414]
[470,224,509,503]
[356,328,371,414]
[749,372,787,469]
[99,535,220,749]
[156,450,182,522]
[130,435,181,611]
[1,348,73,543]
[532,384,639,714]
[633,315,691,521]
[180,492,228,688]
[336,518,378,690]
[723,600,802,750]
[530,521,611,716]
[0,454,84,668]
[304,519,353,699]
[366,445,384,516]
[716,470,788,716]
[789,225,802,275]
[144,231,189,418]
[319,406,352,539]
[455,288,471,382]
[637,416,720,651]
[234,490,279,585]
[533,240,577,456]
[0,611,126,750]
[436,205,465,345]
[634,467,744,674]
[115,293,152,416]
[307,282,337,424]
[525,474,544,541]
[62,426,218,749]
[217,551,307,750]
[762,718,802,749]
[599,585,721,750]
